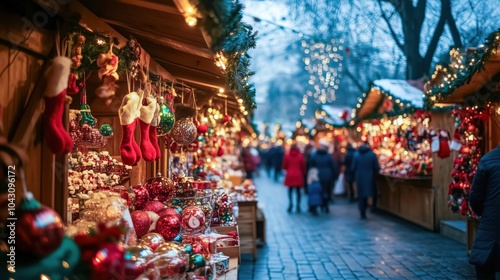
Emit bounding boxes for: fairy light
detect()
[299,38,345,116]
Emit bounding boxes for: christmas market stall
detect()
[0,0,257,278]
[425,28,500,252]
[352,79,438,230]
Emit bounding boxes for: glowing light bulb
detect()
[186,16,197,26]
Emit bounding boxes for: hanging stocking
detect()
[437,130,451,158]
[150,101,161,160]
[430,130,439,153]
[139,95,157,162]
[119,91,142,165]
[450,128,462,151]
[43,56,74,154]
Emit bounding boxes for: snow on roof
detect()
[319,105,351,125]
[373,79,424,108]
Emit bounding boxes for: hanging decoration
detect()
[95,39,119,104]
[448,106,487,217]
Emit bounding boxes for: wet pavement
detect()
[237,172,481,280]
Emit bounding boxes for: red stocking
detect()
[43,57,73,154]
[119,92,142,165]
[150,102,161,160]
[139,96,157,162]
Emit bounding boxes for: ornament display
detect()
[157,97,176,136]
[181,206,205,234]
[131,210,152,238]
[171,118,198,145]
[132,184,150,210]
[15,193,65,257]
[144,173,176,202]
[139,233,165,251]
[156,214,181,240]
[143,200,165,213]
[99,124,113,137]
[124,245,154,279]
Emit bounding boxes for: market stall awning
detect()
[315,105,351,129]
[353,79,425,122]
[425,29,500,107]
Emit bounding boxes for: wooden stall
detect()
[353,79,438,231]
[425,30,500,252]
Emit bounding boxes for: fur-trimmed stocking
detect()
[139,96,157,162]
[119,92,142,165]
[150,102,161,160]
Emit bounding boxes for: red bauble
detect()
[192,243,204,254]
[222,115,231,123]
[123,245,154,279]
[159,207,181,218]
[181,206,205,234]
[197,124,208,134]
[156,214,181,241]
[15,194,64,257]
[131,210,152,238]
[144,174,175,202]
[467,124,476,132]
[143,200,166,213]
[217,147,225,157]
[132,184,150,210]
[92,243,125,280]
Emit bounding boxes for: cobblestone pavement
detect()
[237,173,484,280]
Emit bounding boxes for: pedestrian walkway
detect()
[238,173,480,280]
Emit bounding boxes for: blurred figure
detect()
[282,144,306,213]
[310,139,339,213]
[250,147,261,177]
[264,144,273,178]
[469,146,500,279]
[271,144,285,182]
[307,168,322,215]
[241,147,256,179]
[343,143,357,202]
[352,141,380,219]
[303,144,314,195]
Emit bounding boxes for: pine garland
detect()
[425,28,500,109]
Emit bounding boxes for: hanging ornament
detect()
[99,123,114,137]
[95,40,119,104]
[79,75,96,127]
[197,124,209,134]
[132,184,150,210]
[171,119,198,145]
[15,192,65,257]
[68,34,85,95]
[144,173,176,202]
[157,96,175,136]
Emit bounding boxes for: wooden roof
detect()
[440,45,500,104]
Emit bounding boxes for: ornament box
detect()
[212,225,241,263]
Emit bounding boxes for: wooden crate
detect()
[212,225,241,263]
[235,201,257,260]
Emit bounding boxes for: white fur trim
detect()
[44,56,71,98]
[119,92,141,125]
[151,103,160,127]
[431,135,439,153]
[139,96,157,123]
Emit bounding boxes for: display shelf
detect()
[235,201,257,260]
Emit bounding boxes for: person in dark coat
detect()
[352,142,380,219]
[271,145,285,182]
[310,140,338,213]
[303,144,314,195]
[343,143,356,202]
[241,147,255,179]
[264,145,274,178]
[282,145,306,213]
[469,146,500,279]
[307,167,322,215]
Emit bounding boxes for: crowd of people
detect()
[242,139,381,219]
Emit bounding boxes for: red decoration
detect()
[197,124,209,134]
[131,210,152,238]
[143,200,166,213]
[15,194,65,257]
[156,214,181,240]
[132,184,150,210]
[181,206,205,234]
[92,243,125,280]
[340,110,349,121]
[144,174,175,202]
[222,115,231,123]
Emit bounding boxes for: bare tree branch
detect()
[344,66,366,93]
[442,0,462,47]
[415,0,427,27]
[377,0,404,52]
[423,3,447,66]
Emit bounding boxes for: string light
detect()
[299,38,345,116]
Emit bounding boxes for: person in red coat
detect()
[283,144,306,213]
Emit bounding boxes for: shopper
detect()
[352,141,380,219]
[282,144,306,213]
[307,167,322,215]
[310,139,338,213]
[303,144,314,195]
[264,144,273,178]
[469,146,500,279]
[271,144,285,182]
[241,147,255,179]
[343,143,357,202]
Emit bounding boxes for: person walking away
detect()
[250,147,261,177]
[241,147,256,180]
[264,145,274,178]
[307,168,322,215]
[352,142,380,219]
[272,144,285,182]
[303,144,314,195]
[311,139,338,213]
[282,145,306,213]
[343,143,356,202]
[469,146,500,279]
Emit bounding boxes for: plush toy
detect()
[95,48,119,104]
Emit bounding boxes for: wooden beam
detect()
[172,0,214,49]
[104,19,213,59]
[111,0,180,15]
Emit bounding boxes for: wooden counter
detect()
[376,174,435,230]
